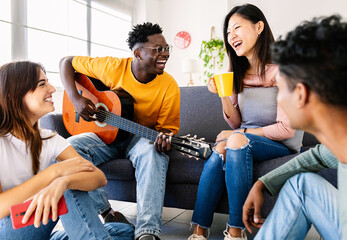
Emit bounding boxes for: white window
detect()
[90,2,132,58]
[0,0,11,65]
[2,0,133,88]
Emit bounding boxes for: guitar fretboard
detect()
[96,109,159,142]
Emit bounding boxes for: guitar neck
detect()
[97,110,159,142]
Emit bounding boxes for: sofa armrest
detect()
[39,113,71,139]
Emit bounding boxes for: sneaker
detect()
[223,229,247,240]
[104,211,135,229]
[188,233,208,240]
[138,234,159,240]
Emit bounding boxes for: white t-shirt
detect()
[0,129,70,192]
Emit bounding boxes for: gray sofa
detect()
[39,86,337,218]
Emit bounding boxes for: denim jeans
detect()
[68,133,169,239]
[255,172,340,240]
[338,162,347,240]
[0,190,134,240]
[191,133,291,229]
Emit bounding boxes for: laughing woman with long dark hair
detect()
[188,4,303,240]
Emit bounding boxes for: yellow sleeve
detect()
[72,56,106,80]
[72,56,124,87]
[155,82,180,134]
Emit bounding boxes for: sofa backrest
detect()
[39,85,319,147]
[179,86,230,143]
[179,86,319,147]
[39,113,71,139]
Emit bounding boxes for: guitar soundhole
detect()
[96,106,107,123]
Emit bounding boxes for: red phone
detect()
[10,195,68,229]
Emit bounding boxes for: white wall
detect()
[53,87,64,114]
[161,0,230,86]
[228,0,347,38]
[54,0,347,113]
[135,0,347,86]
[135,0,230,86]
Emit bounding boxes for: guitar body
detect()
[62,73,134,144]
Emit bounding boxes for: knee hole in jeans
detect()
[214,141,227,155]
[226,133,248,149]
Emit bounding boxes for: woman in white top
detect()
[0,61,134,240]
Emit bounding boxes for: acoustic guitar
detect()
[62,73,212,160]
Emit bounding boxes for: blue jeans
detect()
[191,133,291,229]
[0,190,134,240]
[68,133,169,239]
[255,172,340,240]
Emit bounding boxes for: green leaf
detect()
[198,37,226,82]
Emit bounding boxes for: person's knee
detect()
[133,141,169,169]
[67,134,79,145]
[287,172,321,193]
[143,143,167,161]
[214,141,226,155]
[226,132,248,149]
[67,132,96,146]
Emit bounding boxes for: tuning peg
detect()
[199,138,205,141]
[193,135,197,139]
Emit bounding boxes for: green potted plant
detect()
[198,37,225,84]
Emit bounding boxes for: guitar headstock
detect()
[171,134,212,160]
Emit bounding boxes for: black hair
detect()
[272,15,347,107]
[127,22,163,50]
[223,4,274,93]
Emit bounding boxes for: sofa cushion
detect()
[167,150,205,184]
[99,150,206,184]
[99,159,135,181]
[253,153,300,180]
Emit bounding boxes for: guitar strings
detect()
[95,109,158,141]
[94,110,209,159]
[96,109,194,143]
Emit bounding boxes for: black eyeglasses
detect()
[140,45,172,54]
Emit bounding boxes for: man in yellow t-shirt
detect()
[60,22,180,240]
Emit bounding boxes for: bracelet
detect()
[244,128,247,133]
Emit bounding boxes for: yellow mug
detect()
[213,72,233,97]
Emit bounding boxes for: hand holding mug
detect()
[207,77,218,94]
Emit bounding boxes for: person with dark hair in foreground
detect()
[243,15,347,239]
[60,22,180,240]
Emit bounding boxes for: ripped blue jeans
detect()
[191,133,291,229]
